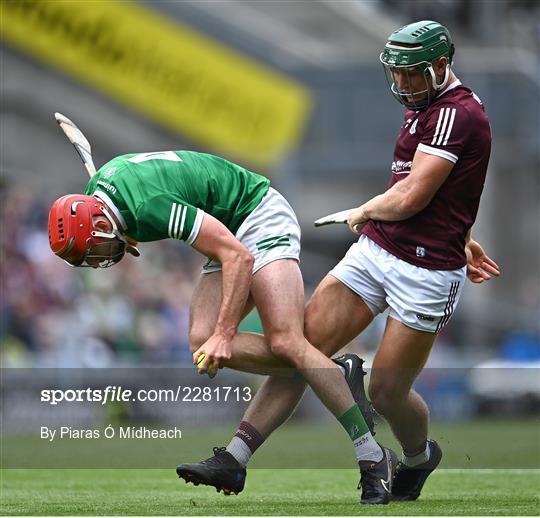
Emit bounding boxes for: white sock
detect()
[337,365,346,376]
[226,437,252,467]
[355,432,384,463]
[402,442,430,467]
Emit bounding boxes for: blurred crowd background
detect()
[1,1,539,416]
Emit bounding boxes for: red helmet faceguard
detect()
[48,194,139,268]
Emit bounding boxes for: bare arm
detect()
[348,150,454,233]
[191,214,254,371]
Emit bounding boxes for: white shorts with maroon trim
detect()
[329,235,466,333]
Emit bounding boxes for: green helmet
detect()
[380,21,455,110]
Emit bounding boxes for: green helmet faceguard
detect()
[380,20,455,110]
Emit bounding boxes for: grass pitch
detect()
[2,419,539,515]
[1,468,539,515]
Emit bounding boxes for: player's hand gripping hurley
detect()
[314,209,352,228]
[54,112,96,177]
[314,208,367,233]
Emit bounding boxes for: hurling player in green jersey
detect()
[49,150,391,501]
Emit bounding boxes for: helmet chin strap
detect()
[90,205,125,242]
[89,205,140,258]
[428,64,451,92]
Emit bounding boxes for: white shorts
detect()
[203,187,301,275]
[329,235,466,333]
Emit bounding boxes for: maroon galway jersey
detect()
[363,81,491,270]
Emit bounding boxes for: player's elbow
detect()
[238,249,255,270]
[226,248,254,272]
[219,244,254,269]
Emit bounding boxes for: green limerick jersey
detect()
[84,151,270,244]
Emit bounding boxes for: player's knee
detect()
[368,381,407,416]
[268,332,303,366]
[188,328,212,353]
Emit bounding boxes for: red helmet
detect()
[48,194,139,268]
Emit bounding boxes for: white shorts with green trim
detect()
[329,235,466,333]
[202,187,301,275]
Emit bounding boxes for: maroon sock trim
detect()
[234,421,265,453]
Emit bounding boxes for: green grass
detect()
[2,419,539,515]
[1,468,539,515]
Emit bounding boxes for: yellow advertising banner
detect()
[1,0,312,166]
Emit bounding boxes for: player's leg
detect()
[369,317,442,501]
[305,274,399,505]
[180,271,280,495]
[239,273,376,438]
[306,274,378,432]
[368,317,435,454]
[208,243,396,504]
[248,259,395,505]
[370,259,466,501]
[250,260,366,417]
[189,271,287,374]
[183,267,361,495]
[305,274,376,353]
[222,274,376,481]
[179,262,388,500]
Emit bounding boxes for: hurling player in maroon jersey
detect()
[174,21,500,505]
[326,20,500,499]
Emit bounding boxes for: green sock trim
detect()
[338,404,369,440]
